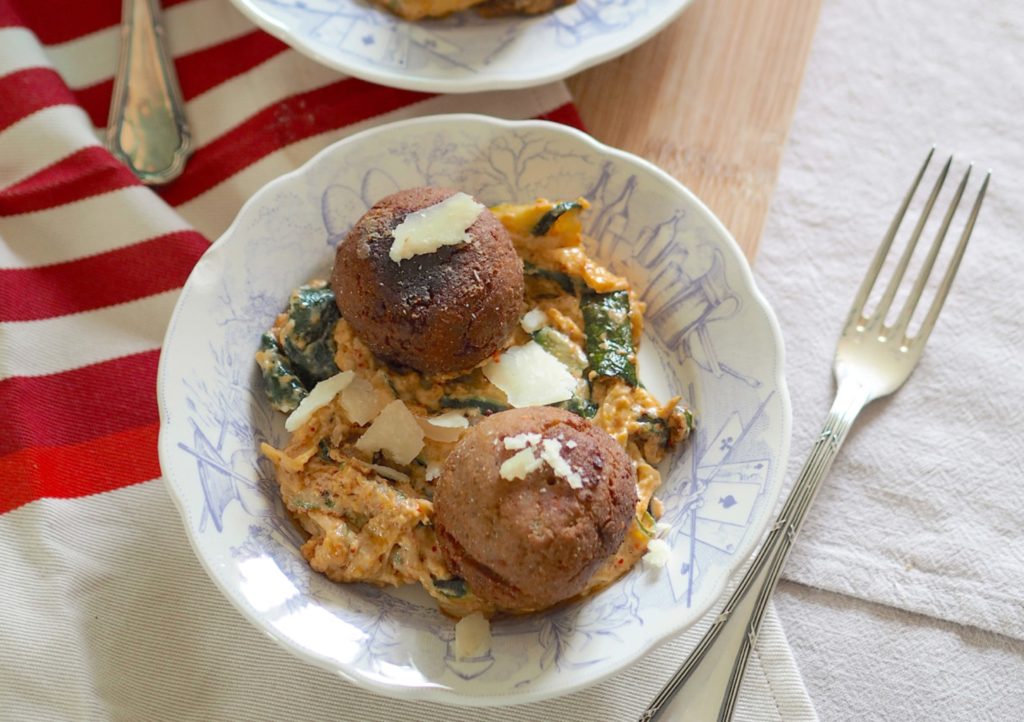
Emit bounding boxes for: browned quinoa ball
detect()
[330,187,524,374]
[434,406,638,614]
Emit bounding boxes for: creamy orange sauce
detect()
[261,198,692,618]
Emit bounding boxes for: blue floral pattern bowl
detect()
[157,114,791,705]
[228,0,693,92]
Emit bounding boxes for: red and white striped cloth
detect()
[0,1,816,719]
[0,0,578,514]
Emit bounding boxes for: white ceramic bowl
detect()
[228,0,693,93]
[157,114,791,705]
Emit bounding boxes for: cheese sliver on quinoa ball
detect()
[388,192,485,262]
[331,187,524,375]
[434,406,638,614]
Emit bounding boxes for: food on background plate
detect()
[257,186,693,621]
[379,0,570,21]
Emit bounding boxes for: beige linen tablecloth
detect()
[758,0,1024,718]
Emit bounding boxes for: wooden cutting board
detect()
[568,0,822,261]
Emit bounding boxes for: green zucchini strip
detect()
[439,396,511,415]
[531,200,584,236]
[432,577,469,598]
[532,326,588,375]
[580,290,638,386]
[523,261,581,295]
[279,283,341,387]
[531,327,597,418]
[558,394,598,419]
[256,333,308,413]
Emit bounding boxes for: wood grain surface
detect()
[567,0,822,261]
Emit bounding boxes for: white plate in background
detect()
[229,0,693,92]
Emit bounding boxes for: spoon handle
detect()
[106,0,191,185]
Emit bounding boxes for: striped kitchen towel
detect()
[0,0,577,515]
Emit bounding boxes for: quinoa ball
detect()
[330,187,524,374]
[434,406,638,614]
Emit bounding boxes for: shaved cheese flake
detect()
[389,192,485,263]
[428,411,469,428]
[520,308,549,333]
[483,341,575,408]
[425,462,443,481]
[539,438,583,489]
[499,448,543,481]
[339,375,384,425]
[284,371,354,432]
[370,464,410,483]
[454,612,491,660]
[355,399,425,465]
[417,411,469,443]
[643,538,672,569]
[417,424,462,444]
[502,432,541,450]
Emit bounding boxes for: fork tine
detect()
[890,164,972,338]
[913,170,990,344]
[869,155,953,330]
[847,147,934,328]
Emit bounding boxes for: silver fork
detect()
[640,149,990,722]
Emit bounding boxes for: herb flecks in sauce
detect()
[258,197,694,618]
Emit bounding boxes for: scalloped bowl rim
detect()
[157,113,791,706]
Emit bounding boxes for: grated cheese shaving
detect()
[355,399,424,465]
[643,538,672,569]
[520,308,549,333]
[428,411,469,429]
[284,371,354,432]
[418,412,467,444]
[502,432,541,450]
[369,464,410,483]
[539,438,583,489]
[499,447,543,480]
[389,192,484,263]
[339,375,383,426]
[482,341,575,408]
[454,612,491,660]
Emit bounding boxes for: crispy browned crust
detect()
[434,406,638,613]
[331,187,524,375]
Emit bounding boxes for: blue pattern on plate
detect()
[161,118,787,702]
[252,0,649,73]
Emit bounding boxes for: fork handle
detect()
[640,380,872,722]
